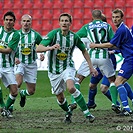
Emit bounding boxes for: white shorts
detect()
[14,62,37,83]
[77,59,90,77]
[91,58,115,78]
[0,67,17,88]
[48,67,76,95]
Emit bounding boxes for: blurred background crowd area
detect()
[0,0,133,36]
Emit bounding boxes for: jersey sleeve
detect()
[8,31,20,51]
[35,32,42,45]
[76,25,88,38]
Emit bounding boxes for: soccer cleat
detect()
[118,109,132,116]
[20,92,26,107]
[1,107,13,118]
[86,114,95,123]
[87,103,97,110]
[68,103,77,111]
[64,112,72,124]
[111,105,121,114]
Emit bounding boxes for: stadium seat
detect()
[52,8,63,19]
[42,19,53,31]
[33,0,43,9]
[125,0,133,7]
[32,20,42,32]
[126,18,133,28]
[73,0,84,8]
[23,0,33,9]
[13,9,23,20]
[63,8,73,15]
[94,0,104,8]
[107,18,116,31]
[104,0,115,8]
[73,8,84,19]
[42,9,53,20]
[52,19,60,29]
[42,30,49,36]
[115,0,125,8]
[32,9,43,19]
[3,0,13,9]
[83,8,92,19]
[43,0,53,8]
[125,7,133,17]
[72,19,83,32]
[23,9,33,16]
[63,0,73,8]
[104,7,113,18]
[84,0,94,8]
[14,20,21,30]
[13,0,23,9]
[83,18,92,24]
[53,0,63,8]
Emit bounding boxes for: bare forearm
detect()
[0,48,12,54]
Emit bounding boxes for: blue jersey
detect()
[110,22,133,59]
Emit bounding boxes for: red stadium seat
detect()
[52,19,60,29]
[84,0,93,8]
[63,0,73,8]
[3,0,13,9]
[43,0,53,9]
[126,18,133,29]
[83,8,92,19]
[42,19,53,31]
[125,7,133,17]
[63,8,73,15]
[115,0,125,8]
[104,0,115,8]
[42,9,53,20]
[32,9,43,19]
[72,19,83,32]
[53,0,63,8]
[13,0,23,9]
[23,9,33,16]
[42,30,49,36]
[73,8,84,19]
[94,0,104,8]
[52,9,63,19]
[13,9,23,20]
[83,18,92,24]
[73,0,84,8]
[23,0,33,9]
[104,7,113,19]
[14,20,21,30]
[32,20,42,32]
[125,0,133,7]
[33,0,43,9]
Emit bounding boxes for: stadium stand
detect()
[0,0,132,36]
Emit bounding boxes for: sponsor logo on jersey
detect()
[21,48,31,55]
[56,52,67,60]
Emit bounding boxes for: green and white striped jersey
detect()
[16,29,42,64]
[0,26,20,68]
[41,29,86,74]
[77,20,114,59]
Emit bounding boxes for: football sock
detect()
[104,90,120,106]
[124,82,133,100]
[0,87,5,107]
[87,87,97,106]
[57,98,69,112]
[72,89,91,116]
[117,84,131,112]
[70,83,80,104]
[20,89,30,97]
[5,94,16,110]
[109,83,118,105]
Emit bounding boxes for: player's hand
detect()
[15,57,20,64]
[90,43,96,48]
[51,44,60,50]
[40,54,45,61]
[90,68,98,77]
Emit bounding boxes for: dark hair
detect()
[4,11,16,22]
[59,13,72,23]
[112,8,124,18]
[101,13,107,22]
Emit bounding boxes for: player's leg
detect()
[0,79,5,108]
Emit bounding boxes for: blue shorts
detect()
[118,58,133,79]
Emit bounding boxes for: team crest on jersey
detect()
[21,48,31,55]
[56,52,67,60]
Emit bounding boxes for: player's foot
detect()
[64,112,72,124]
[68,103,77,111]
[1,107,13,118]
[20,91,26,107]
[111,105,121,114]
[86,114,95,123]
[87,103,97,110]
[118,109,132,116]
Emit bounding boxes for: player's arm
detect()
[0,47,12,54]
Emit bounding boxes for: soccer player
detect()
[0,11,20,118]
[36,13,98,123]
[90,8,133,116]
[13,14,44,109]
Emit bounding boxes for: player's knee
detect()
[89,83,97,89]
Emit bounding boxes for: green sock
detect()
[74,93,91,116]
[58,99,69,112]
[9,104,14,111]
[71,84,80,104]
[109,83,118,105]
[0,87,5,107]
[20,90,30,97]
[5,96,15,109]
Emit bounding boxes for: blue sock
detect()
[104,90,120,106]
[87,88,97,106]
[124,82,133,101]
[117,84,130,112]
